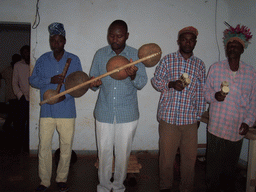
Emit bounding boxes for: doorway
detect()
[0,22,31,102]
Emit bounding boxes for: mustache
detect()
[227,50,237,54]
[111,43,119,46]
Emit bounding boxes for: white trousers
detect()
[96,119,138,192]
[38,118,75,187]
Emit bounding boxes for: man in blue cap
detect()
[30,22,82,192]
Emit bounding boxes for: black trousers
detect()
[15,96,29,153]
[2,99,19,131]
[206,131,243,192]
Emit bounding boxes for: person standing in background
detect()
[0,54,21,133]
[13,45,30,154]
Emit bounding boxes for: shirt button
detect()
[114,97,116,99]
[114,87,116,89]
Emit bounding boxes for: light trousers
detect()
[38,118,75,187]
[159,120,198,192]
[96,119,138,192]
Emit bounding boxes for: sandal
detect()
[57,182,69,192]
[35,185,48,191]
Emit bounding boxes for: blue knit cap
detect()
[48,22,66,37]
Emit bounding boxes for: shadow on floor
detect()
[0,129,247,192]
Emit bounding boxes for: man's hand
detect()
[51,74,65,84]
[125,65,138,80]
[168,80,184,91]
[90,76,102,88]
[239,122,249,135]
[215,91,226,102]
[55,95,66,104]
[125,58,138,80]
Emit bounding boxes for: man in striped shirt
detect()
[204,24,256,192]
[151,26,206,192]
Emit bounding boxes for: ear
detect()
[126,32,129,40]
[177,39,180,46]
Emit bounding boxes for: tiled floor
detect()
[0,122,247,192]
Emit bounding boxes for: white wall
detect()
[0,0,255,159]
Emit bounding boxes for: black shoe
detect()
[35,185,48,191]
[57,182,69,192]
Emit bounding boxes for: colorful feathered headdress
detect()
[223,24,253,49]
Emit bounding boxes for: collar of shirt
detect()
[50,50,67,61]
[106,45,129,57]
[176,51,195,61]
[223,60,245,75]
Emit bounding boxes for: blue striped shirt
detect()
[151,51,206,125]
[89,45,148,123]
[29,51,82,118]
